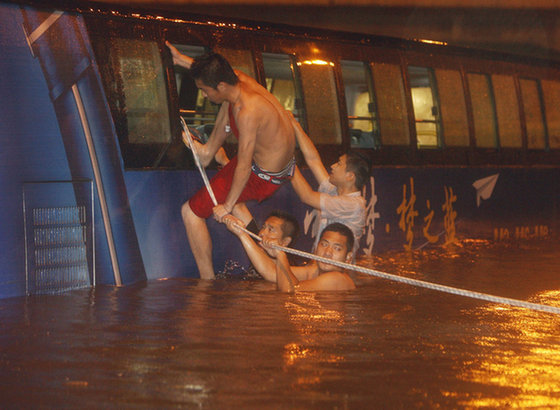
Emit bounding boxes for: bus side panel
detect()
[19,7,146,286]
[0,5,75,297]
[368,166,558,254]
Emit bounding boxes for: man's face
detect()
[259,216,285,243]
[328,155,349,186]
[195,79,224,104]
[315,230,352,272]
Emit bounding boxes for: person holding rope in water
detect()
[223,211,300,282]
[225,212,355,291]
[167,43,296,279]
[262,222,356,292]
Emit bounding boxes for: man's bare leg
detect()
[182,201,215,279]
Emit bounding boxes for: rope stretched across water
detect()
[180,117,560,315]
[237,226,560,315]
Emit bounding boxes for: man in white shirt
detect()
[290,118,368,256]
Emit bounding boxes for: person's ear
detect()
[216,81,227,92]
[281,236,292,247]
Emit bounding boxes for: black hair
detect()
[345,150,370,191]
[189,52,239,89]
[266,210,300,244]
[320,222,354,252]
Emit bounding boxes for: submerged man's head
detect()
[259,210,300,247]
[315,223,354,272]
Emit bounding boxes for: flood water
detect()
[1,239,560,408]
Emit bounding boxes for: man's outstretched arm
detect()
[291,116,329,185]
[290,166,322,210]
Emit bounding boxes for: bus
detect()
[1,0,558,298]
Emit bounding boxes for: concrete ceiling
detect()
[88,0,560,61]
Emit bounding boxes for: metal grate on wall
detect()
[24,181,94,295]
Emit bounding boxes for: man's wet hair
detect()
[320,222,354,252]
[267,210,299,244]
[345,150,370,191]
[189,52,239,89]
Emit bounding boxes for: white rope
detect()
[237,225,560,315]
[180,117,218,206]
[181,116,560,315]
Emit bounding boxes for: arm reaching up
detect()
[291,116,329,185]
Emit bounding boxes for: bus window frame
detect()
[85,15,184,169]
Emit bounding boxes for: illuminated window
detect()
[298,59,342,144]
[262,53,305,124]
[468,73,498,148]
[542,79,560,149]
[372,62,409,146]
[435,69,469,147]
[520,78,548,149]
[407,66,441,148]
[340,60,379,148]
[492,75,522,148]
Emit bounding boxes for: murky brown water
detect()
[1,239,560,408]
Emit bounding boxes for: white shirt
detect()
[311,180,366,256]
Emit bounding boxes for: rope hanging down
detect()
[180,117,560,315]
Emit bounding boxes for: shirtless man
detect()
[167,43,296,279]
[263,222,356,292]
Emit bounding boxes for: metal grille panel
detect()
[24,181,94,295]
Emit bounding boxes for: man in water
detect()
[263,222,356,292]
[223,211,299,282]
[289,116,368,256]
[167,43,296,279]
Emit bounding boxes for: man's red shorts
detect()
[189,156,282,219]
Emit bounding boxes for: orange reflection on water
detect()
[457,290,560,408]
[282,293,349,374]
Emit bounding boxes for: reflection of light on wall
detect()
[297,60,334,67]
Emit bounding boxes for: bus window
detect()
[298,59,342,144]
[520,78,547,149]
[434,68,469,147]
[175,46,255,144]
[542,79,560,149]
[90,34,174,168]
[468,73,498,148]
[209,47,255,144]
[408,66,441,148]
[372,62,409,146]
[172,44,218,139]
[340,60,379,149]
[215,47,256,78]
[262,53,305,122]
[108,39,171,146]
[492,75,522,148]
